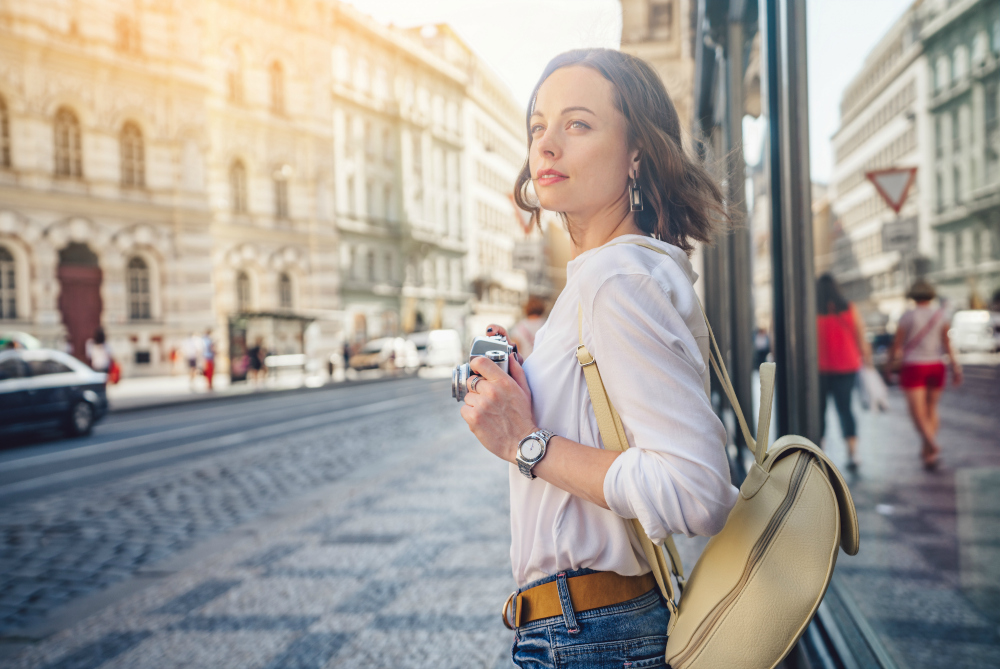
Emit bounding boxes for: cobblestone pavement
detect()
[0,378,530,668]
[0,379,434,634]
[823,364,1000,668]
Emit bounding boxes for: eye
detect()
[569,120,590,130]
[530,123,545,135]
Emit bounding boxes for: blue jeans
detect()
[510,568,670,668]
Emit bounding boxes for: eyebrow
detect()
[530,106,597,119]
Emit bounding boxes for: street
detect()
[0,377,517,668]
[0,366,997,668]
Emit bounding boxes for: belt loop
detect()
[555,572,580,634]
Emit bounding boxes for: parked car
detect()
[0,331,42,350]
[0,348,108,438]
[348,337,420,372]
[407,329,463,368]
[949,310,999,353]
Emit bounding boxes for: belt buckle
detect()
[502,590,517,630]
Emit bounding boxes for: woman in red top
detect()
[816,274,872,470]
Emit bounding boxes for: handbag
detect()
[857,366,889,412]
[576,242,859,669]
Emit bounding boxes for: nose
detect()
[532,126,560,161]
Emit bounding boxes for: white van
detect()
[949,310,999,353]
[409,329,463,368]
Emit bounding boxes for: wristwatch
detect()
[516,429,555,479]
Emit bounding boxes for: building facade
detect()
[0,0,526,376]
[829,1,930,329]
[921,0,1000,307]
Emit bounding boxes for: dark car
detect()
[0,348,108,439]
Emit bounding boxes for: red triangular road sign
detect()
[866,167,917,214]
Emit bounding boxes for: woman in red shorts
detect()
[889,280,963,470]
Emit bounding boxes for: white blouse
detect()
[512,235,739,587]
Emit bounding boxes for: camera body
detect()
[452,334,514,401]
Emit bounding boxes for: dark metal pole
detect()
[726,0,755,452]
[761,0,820,440]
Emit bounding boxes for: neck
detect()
[566,196,647,258]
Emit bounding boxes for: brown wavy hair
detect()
[513,48,729,253]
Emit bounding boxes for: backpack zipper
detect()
[670,452,815,667]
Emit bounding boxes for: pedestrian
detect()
[458,49,737,667]
[888,280,963,470]
[85,326,112,373]
[815,273,872,470]
[182,333,201,389]
[753,327,771,368]
[509,296,547,359]
[247,337,266,386]
[201,329,216,391]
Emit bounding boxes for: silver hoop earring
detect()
[629,174,644,212]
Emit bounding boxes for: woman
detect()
[889,280,962,470]
[815,274,872,470]
[458,49,737,668]
[85,326,112,373]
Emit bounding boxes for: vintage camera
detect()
[452,334,514,402]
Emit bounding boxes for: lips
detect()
[536,169,568,186]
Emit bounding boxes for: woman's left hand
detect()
[459,352,537,463]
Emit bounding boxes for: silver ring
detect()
[468,375,482,393]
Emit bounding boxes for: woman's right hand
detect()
[951,363,964,386]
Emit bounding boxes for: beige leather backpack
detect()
[576,242,860,669]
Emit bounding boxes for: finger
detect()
[509,353,530,395]
[470,355,507,382]
[486,324,509,338]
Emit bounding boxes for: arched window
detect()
[230,160,247,213]
[0,246,15,320]
[270,61,284,113]
[54,107,82,178]
[236,270,251,312]
[127,256,151,320]
[0,95,10,168]
[279,272,292,309]
[226,47,244,103]
[120,122,144,187]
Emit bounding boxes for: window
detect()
[279,272,292,309]
[384,252,393,283]
[227,47,244,103]
[649,0,673,40]
[936,172,944,212]
[383,184,393,221]
[367,251,376,283]
[270,61,284,113]
[364,122,373,157]
[952,109,960,151]
[935,116,943,157]
[412,135,422,176]
[54,107,82,178]
[365,180,374,217]
[27,359,73,376]
[0,246,15,320]
[230,160,247,213]
[936,56,949,93]
[115,15,141,53]
[274,176,288,218]
[955,229,964,266]
[120,122,144,187]
[236,271,251,311]
[0,95,9,168]
[0,358,26,380]
[347,175,356,215]
[127,256,151,320]
[952,45,968,82]
[954,167,962,203]
[382,128,392,163]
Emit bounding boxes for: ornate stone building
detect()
[0,0,527,375]
[620,0,696,135]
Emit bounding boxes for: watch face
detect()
[521,438,543,460]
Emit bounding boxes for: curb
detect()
[108,372,424,414]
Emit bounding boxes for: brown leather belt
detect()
[502,571,657,629]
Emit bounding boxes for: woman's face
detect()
[528,66,638,219]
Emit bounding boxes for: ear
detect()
[629,149,641,177]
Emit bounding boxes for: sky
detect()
[346,0,915,183]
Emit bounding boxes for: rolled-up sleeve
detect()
[590,273,738,542]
